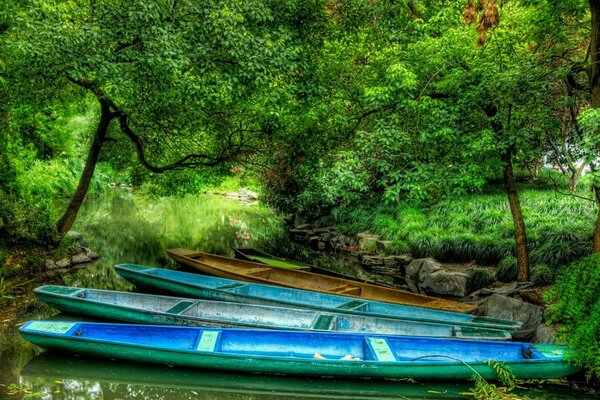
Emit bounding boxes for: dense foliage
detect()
[546,254,600,379]
[1,0,600,378]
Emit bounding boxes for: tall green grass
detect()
[328,189,596,276]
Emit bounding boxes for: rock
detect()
[66,231,88,247]
[421,270,469,298]
[519,288,546,307]
[376,240,393,251]
[532,324,558,344]
[56,258,71,268]
[480,294,543,341]
[85,248,100,259]
[361,255,385,267]
[405,258,442,289]
[45,259,58,270]
[296,223,313,230]
[357,231,380,253]
[71,254,92,265]
[392,255,413,265]
[239,188,258,199]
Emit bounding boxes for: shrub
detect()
[530,263,555,286]
[380,240,411,255]
[467,268,495,293]
[496,256,517,282]
[546,254,600,380]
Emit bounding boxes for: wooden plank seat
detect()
[243,267,272,277]
[329,285,361,295]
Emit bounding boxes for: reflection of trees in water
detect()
[70,192,288,267]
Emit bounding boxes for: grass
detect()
[325,187,596,282]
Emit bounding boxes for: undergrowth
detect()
[325,189,595,282]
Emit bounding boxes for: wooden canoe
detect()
[114,264,521,332]
[20,320,579,380]
[232,247,394,287]
[167,248,478,314]
[34,285,511,340]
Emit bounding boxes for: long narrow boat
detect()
[167,248,477,314]
[232,247,390,287]
[34,285,511,340]
[20,321,579,380]
[114,264,521,332]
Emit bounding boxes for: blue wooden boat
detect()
[20,321,578,380]
[34,285,511,340]
[114,264,521,332]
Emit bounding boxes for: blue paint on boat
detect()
[19,320,578,380]
[114,264,521,331]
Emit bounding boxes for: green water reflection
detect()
[0,191,595,399]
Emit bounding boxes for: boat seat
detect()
[195,331,220,352]
[330,285,361,295]
[165,301,195,314]
[366,337,397,362]
[311,315,336,330]
[336,300,369,311]
[244,267,272,277]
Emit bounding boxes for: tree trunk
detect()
[590,0,600,252]
[502,148,530,282]
[56,99,112,236]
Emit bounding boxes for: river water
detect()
[0,191,595,399]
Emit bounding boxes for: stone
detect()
[45,260,58,270]
[392,255,413,265]
[519,288,546,307]
[376,240,393,251]
[382,256,399,267]
[85,248,100,259]
[296,223,313,230]
[421,270,469,298]
[239,188,258,199]
[66,230,88,247]
[361,256,385,267]
[531,324,558,344]
[357,231,380,253]
[480,294,543,341]
[71,253,92,265]
[56,258,71,268]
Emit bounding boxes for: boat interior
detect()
[24,322,547,363]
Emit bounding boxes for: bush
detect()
[467,268,495,293]
[0,191,56,246]
[496,256,518,282]
[546,254,600,380]
[380,240,411,255]
[530,263,555,286]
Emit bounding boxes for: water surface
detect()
[0,191,595,399]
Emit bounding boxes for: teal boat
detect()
[34,285,511,340]
[114,263,521,332]
[20,320,579,380]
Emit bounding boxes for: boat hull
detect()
[114,264,521,332]
[34,285,512,340]
[168,248,478,314]
[20,321,579,381]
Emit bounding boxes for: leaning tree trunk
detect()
[590,0,600,252]
[56,99,113,236]
[502,148,530,282]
